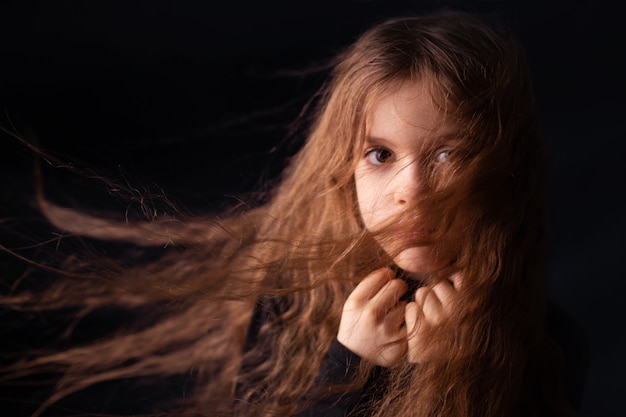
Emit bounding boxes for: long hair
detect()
[1,9,575,417]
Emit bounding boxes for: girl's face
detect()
[355,80,460,274]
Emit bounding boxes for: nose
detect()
[392,160,421,205]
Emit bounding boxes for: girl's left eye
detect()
[365,147,393,166]
[434,149,452,163]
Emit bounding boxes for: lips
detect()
[394,226,434,245]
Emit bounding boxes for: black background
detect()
[1,1,624,416]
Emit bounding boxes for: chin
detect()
[393,246,450,274]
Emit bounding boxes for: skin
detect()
[338,80,462,366]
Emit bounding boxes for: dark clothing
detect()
[238,296,589,417]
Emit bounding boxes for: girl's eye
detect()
[364,147,393,166]
[435,149,452,163]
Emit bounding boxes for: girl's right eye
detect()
[364,147,393,166]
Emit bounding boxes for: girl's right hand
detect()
[337,268,408,367]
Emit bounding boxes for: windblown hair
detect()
[1,9,576,417]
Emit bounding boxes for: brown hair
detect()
[1,9,576,417]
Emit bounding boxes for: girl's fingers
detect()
[404,301,419,332]
[339,269,410,367]
[448,272,462,290]
[372,278,408,309]
[385,303,408,331]
[404,302,419,326]
[414,286,441,316]
[348,268,394,302]
[405,301,427,364]
[431,279,455,314]
[405,274,463,363]
[412,278,457,326]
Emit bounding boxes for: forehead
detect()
[366,80,457,142]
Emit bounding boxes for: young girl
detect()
[1,8,586,417]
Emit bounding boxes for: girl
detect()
[1,8,586,417]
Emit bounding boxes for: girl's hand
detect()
[337,268,408,367]
[404,273,461,363]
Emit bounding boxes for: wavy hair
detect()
[1,9,576,417]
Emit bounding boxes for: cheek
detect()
[354,169,383,230]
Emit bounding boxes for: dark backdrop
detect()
[1,1,624,416]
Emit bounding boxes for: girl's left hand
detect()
[404,273,461,363]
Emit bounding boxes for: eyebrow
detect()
[364,133,461,148]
